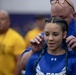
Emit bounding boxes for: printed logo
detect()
[36,64,66,75]
[51,58,57,61]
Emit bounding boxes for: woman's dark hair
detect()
[32,17,68,75]
[45,17,68,32]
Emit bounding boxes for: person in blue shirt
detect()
[20,0,76,71]
[25,17,76,75]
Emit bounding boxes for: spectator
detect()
[0,10,25,75]
[15,14,46,75]
[24,15,46,49]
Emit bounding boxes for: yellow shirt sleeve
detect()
[24,28,43,49]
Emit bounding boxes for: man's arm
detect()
[14,55,22,75]
[20,50,34,69]
[13,34,26,75]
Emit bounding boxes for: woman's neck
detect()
[47,47,65,55]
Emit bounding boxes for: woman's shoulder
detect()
[68,51,76,59]
[32,52,40,58]
[28,52,40,63]
[68,51,76,55]
[68,51,76,67]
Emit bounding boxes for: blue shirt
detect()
[25,51,76,75]
[67,18,76,37]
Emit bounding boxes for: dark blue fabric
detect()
[67,18,76,37]
[21,46,32,56]
[25,51,76,75]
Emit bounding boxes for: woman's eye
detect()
[53,33,59,36]
[45,33,49,36]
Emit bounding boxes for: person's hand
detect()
[66,35,76,51]
[30,33,44,53]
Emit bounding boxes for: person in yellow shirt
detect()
[24,15,46,49]
[0,10,25,75]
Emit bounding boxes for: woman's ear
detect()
[73,12,76,17]
[63,31,67,39]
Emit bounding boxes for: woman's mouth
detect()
[48,43,55,46]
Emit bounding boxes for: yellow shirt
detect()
[24,28,43,49]
[0,28,25,75]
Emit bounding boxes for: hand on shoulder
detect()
[66,35,76,51]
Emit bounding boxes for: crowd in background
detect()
[10,14,50,37]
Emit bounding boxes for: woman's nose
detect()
[49,35,54,40]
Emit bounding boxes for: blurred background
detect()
[0,0,76,37]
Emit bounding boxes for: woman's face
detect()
[44,23,66,51]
